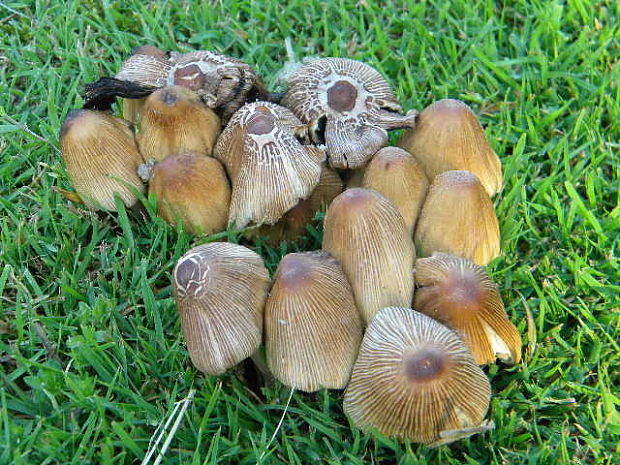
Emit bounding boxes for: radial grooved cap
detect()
[148,153,230,235]
[137,86,221,161]
[344,307,492,445]
[415,170,500,265]
[322,188,415,324]
[399,99,502,196]
[362,147,429,234]
[265,252,362,392]
[60,109,145,211]
[173,242,270,375]
[415,252,522,365]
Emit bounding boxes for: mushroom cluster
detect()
[60,45,522,446]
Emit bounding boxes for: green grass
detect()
[1,0,619,463]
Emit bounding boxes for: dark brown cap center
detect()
[327,80,358,112]
[175,256,209,298]
[247,109,275,135]
[404,347,447,382]
[174,64,205,90]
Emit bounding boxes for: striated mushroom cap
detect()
[282,58,417,169]
[414,253,521,365]
[265,252,363,392]
[148,153,230,235]
[344,307,492,445]
[415,170,500,265]
[362,147,429,234]
[214,101,325,229]
[322,188,415,324]
[136,86,221,161]
[247,166,343,244]
[173,242,270,376]
[399,99,502,196]
[60,109,144,211]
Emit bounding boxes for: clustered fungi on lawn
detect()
[59,45,522,446]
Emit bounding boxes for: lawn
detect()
[1,0,619,464]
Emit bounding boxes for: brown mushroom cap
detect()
[173,242,270,376]
[322,188,415,324]
[362,147,429,234]
[265,252,363,392]
[344,307,492,444]
[415,170,500,265]
[214,101,325,229]
[282,58,417,169]
[399,99,502,196]
[414,252,521,365]
[136,86,221,161]
[148,153,230,235]
[59,109,145,211]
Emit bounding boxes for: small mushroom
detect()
[214,101,325,229]
[137,86,221,161]
[362,147,429,234]
[282,58,418,169]
[117,45,170,123]
[399,99,502,196]
[265,252,363,392]
[59,109,144,211]
[148,152,231,235]
[87,49,268,123]
[415,170,500,265]
[414,253,522,365]
[173,242,270,376]
[246,166,343,243]
[322,188,415,324]
[344,307,492,445]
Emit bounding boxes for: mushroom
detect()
[116,45,169,123]
[265,251,362,392]
[172,242,270,376]
[214,101,325,229]
[281,58,418,169]
[322,188,415,324]
[414,253,521,365]
[415,170,500,265]
[148,152,230,235]
[399,99,502,196]
[137,86,221,161]
[362,146,429,234]
[343,307,492,445]
[246,166,343,244]
[85,49,268,123]
[59,109,144,211]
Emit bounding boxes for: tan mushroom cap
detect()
[282,57,417,169]
[214,101,325,229]
[322,188,415,324]
[173,242,270,376]
[59,109,145,211]
[414,253,521,365]
[399,99,502,196]
[415,170,500,265]
[362,147,429,234]
[344,307,492,445]
[148,153,230,235]
[136,86,220,161]
[265,252,363,392]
